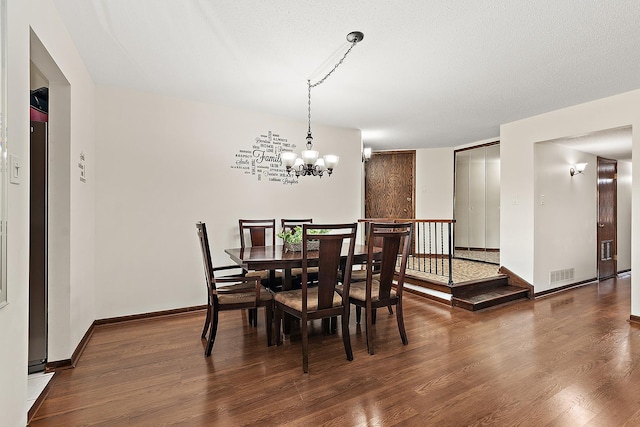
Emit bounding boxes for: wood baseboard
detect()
[34,323,98,424]
[45,359,73,371]
[30,305,207,424]
[630,315,640,325]
[45,319,96,372]
[46,305,207,371]
[534,278,597,298]
[94,305,207,325]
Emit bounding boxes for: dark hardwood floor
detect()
[30,275,640,426]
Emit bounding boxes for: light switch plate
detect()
[9,154,20,184]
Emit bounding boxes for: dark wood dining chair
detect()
[350,219,396,282]
[340,221,412,355]
[196,222,273,356]
[280,218,317,283]
[280,218,313,231]
[239,219,283,295]
[239,219,276,247]
[274,223,357,373]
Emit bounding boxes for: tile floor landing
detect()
[28,371,54,412]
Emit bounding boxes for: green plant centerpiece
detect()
[277,226,330,252]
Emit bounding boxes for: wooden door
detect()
[597,157,617,280]
[365,151,415,220]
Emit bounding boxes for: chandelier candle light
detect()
[281,31,364,178]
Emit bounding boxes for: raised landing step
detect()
[403,272,531,311]
[451,284,530,311]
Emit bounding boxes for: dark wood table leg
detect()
[283,268,293,336]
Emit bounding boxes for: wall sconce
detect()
[362,147,372,162]
[570,163,588,176]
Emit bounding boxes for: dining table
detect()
[224,243,374,291]
[225,243,377,336]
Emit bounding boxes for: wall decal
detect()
[78,152,86,183]
[232,130,299,185]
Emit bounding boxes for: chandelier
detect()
[281,31,364,178]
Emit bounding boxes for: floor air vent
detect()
[549,268,575,285]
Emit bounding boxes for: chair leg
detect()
[201,303,211,339]
[372,308,377,325]
[205,308,219,357]
[302,319,309,373]
[248,308,254,326]
[342,309,353,362]
[331,316,337,334]
[249,308,258,327]
[396,301,408,346]
[274,306,282,346]
[366,305,374,355]
[265,303,273,346]
[322,318,330,335]
[388,306,394,315]
[355,306,362,324]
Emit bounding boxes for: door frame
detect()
[597,156,617,280]
[453,141,500,262]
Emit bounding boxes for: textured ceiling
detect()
[553,127,632,161]
[51,0,640,151]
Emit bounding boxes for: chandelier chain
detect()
[307,40,359,144]
[281,32,362,178]
[309,40,358,89]
[308,80,312,135]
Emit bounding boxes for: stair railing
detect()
[358,218,455,286]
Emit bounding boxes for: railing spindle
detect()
[448,222,453,285]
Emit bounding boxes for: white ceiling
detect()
[51,0,640,151]
[552,126,632,161]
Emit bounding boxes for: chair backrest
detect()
[301,223,357,312]
[361,218,397,248]
[239,219,276,248]
[198,221,258,303]
[196,221,215,294]
[280,218,313,233]
[365,222,413,299]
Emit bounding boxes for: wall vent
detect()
[549,268,575,285]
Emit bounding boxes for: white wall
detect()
[618,159,632,272]
[94,86,362,319]
[30,61,48,88]
[29,0,96,364]
[1,1,96,424]
[2,1,30,424]
[486,145,500,249]
[414,147,455,253]
[415,147,454,219]
[501,89,640,316]
[534,142,597,292]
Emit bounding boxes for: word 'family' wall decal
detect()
[232,130,299,185]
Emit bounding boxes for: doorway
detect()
[597,157,617,280]
[28,121,48,373]
[364,150,415,220]
[453,142,500,264]
[30,30,73,373]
